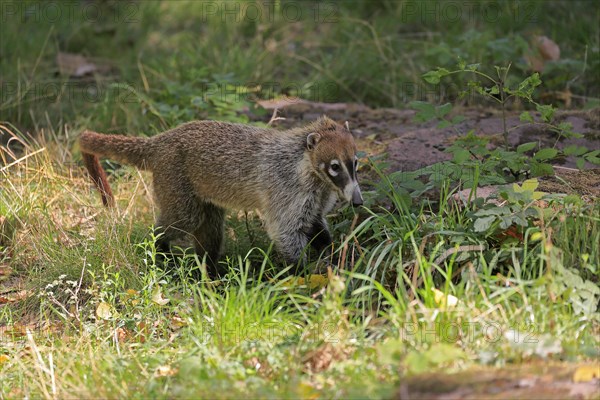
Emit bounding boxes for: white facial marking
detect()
[343,182,355,202]
[328,159,340,177]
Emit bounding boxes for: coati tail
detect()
[79,130,151,170]
[82,152,115,207]
[79,130,151,207]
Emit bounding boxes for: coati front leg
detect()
[266,215,332,275]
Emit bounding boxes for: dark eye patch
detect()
[345,160,355,179]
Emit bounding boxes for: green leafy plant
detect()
[406,63,599,198]
[470,179,544,234]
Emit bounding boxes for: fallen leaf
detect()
[56,52,98,77]
[536,35,560,61]
[0,290,29,304]
[1,324,30,339]
[152,287,170,306]
[116,327,129,342]
[0,264,13,281]
[526,35,560,72]
[96,302,113,320]
[279,275,329,290]
[170,316,187,330]
[155,365,178,377]
[573,364,600,383]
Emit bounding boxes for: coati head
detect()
[306,117,363,206]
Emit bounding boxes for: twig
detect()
[267,108,286,126]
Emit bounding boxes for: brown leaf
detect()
[535,35,560,61]
[0,290,29,304]
[155,365,178,377]
[56,52,98,77]
[96,302,113,320]
[573,364,600,383]
[526,35,561,72]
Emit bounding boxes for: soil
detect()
[255,100,600,197]
[395,362,599,400]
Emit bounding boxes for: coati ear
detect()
[306,132,321,151]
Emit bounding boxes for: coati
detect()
[79,116,363,276]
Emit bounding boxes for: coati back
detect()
[80,117,363,276]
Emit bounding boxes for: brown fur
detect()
[81,152,114,207]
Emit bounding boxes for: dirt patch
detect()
[539,168,600,198]
[396,363,599,400]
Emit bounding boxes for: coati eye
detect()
[328,160,340,177]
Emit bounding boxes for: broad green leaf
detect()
[426,343,467,364]
[422,68,450,84]
[451,115,465,124]
[517,141,537,153]
[437,120,451,129]
[532,191,545,200]
[585,155,600,165]
[563,145,588,156]
[409,101,437,122]
[585,150,599,158]
[422,71,441,84]
[499,215,513,229]
[452,149,470,163]
[513,214,528,227]
[474,216,496,232]
[536,104,555,122]
[576,158,585,170]
[475,207,508,217]
[534,148,558,161]
[513,178,539,193]
[516,73,542,97]
[531,162,555,176]
[519,111,534,123]
[437,103,452,118]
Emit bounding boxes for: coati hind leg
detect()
[154,203,225,278]
[190,202,226,278]
[152,173,225,278]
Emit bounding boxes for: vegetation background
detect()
[1,1,599,398]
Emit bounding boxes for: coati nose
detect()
[352,185,363,206]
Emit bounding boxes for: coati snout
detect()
[80,116,362,277]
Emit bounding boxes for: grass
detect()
[1,122,598,398]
